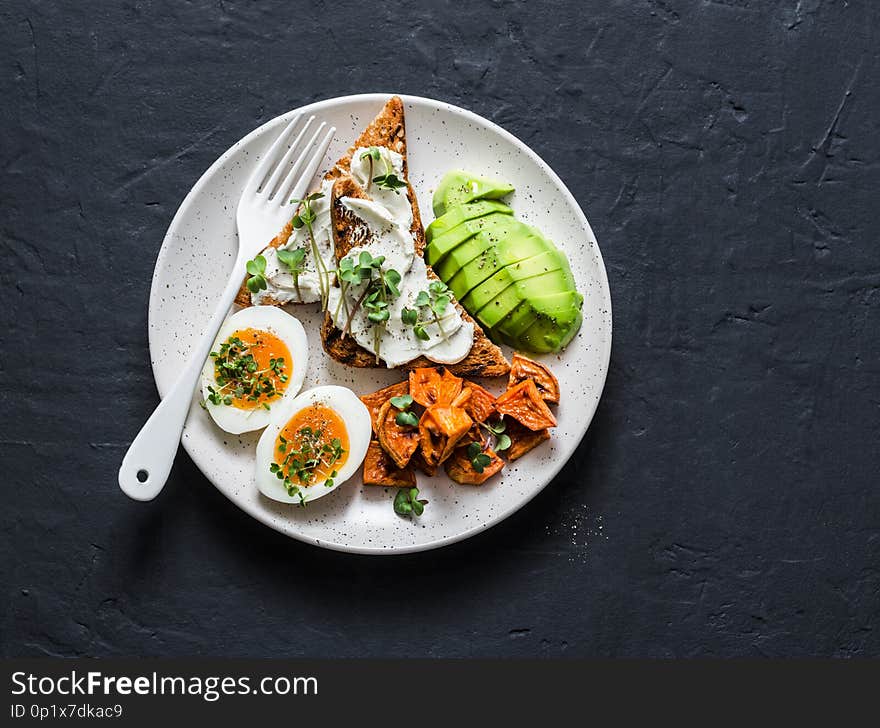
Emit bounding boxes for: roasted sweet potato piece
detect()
[411,450,438,477]
[457,421,486,451]
[508,353,560,403]
[504,417,551,460]
[409,367,463,408]
[445,445,504,485]
[495,378,557,431]
[450,387,472,409]
[376,400,420,469]
[463,382,496,423]
[360,381,410,435]
[362,440,416,487]
[418,405,473,471]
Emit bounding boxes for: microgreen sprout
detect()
[401,279,452,342]
[276,246,307,300]
[290,192,331,309]
[203,335,287,410]
[359,145,406,194]
[393,487,428,517]
[268,356,289,384]
[372,172,407,193]
[396,411,419,427]
[478,418,510,452]
[335,250,401,363]
[477,418,507,450]
[390,394,413,409]
[467,442,493,473]
[360,147,381,193]
[390,394,419,427]
[245,254,268,294]
[273,425,345,497]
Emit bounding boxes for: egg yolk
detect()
[211,327,292,410]
[274,404,349,489]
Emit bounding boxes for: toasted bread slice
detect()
[322,175,510,378]
[237,96,510,377]
[234,97,409,307]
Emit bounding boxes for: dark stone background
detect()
[2,0,878,657]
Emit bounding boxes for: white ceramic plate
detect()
[148,93,612,554]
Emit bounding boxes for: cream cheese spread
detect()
[252,178,335,305]
[327,146,473,368]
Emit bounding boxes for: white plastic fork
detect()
[119,114,336,501]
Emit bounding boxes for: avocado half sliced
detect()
[428,171,584,354]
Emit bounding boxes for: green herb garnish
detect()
[360,147,382,161]
[335,250,401,363]
[467,441,493,473]
[360,147,381,192]
[273,424,346,496]
[204,335,286,410]
[290,192,330,309]
[395,411,419,427]
[359,146,407,194]
[245,254,268,294]
[393,487,428,517]
[390,394,413,409]
[372,172,407,193]
[401,279,452,342]
[390,394,418,427]
[276,246,307,300]
[482,419,506,436]
[476,418,510,451]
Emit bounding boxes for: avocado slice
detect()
[435,240,482,282]
[492,300,536,340]
[434,227,499,282]
[478,288,581,334]
[432,170,515,217]
[427,211,520,268]
[517,308,584,353]
[490,254,581,347]
[470,268,576,333]
[436,218,527,275]
[425,200,512,244]
[460,249,572,310]
[445,222,552,300]
[427,215,491,267]
[493,291,584,342]
[473,285,528,331]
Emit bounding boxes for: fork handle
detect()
[118,260,246,501]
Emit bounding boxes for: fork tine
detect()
[244,113,302,194]
[274,122,325,204]
[281,125,336,205]
[262,115,316,200]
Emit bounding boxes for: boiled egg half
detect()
[255,385,371,504]
[200,306,308,434]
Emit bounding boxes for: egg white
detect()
[255,386,372,504]
[200,306,309,434]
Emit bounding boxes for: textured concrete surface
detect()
[2,0,879,657]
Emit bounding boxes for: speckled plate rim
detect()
[148,92,612,555]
